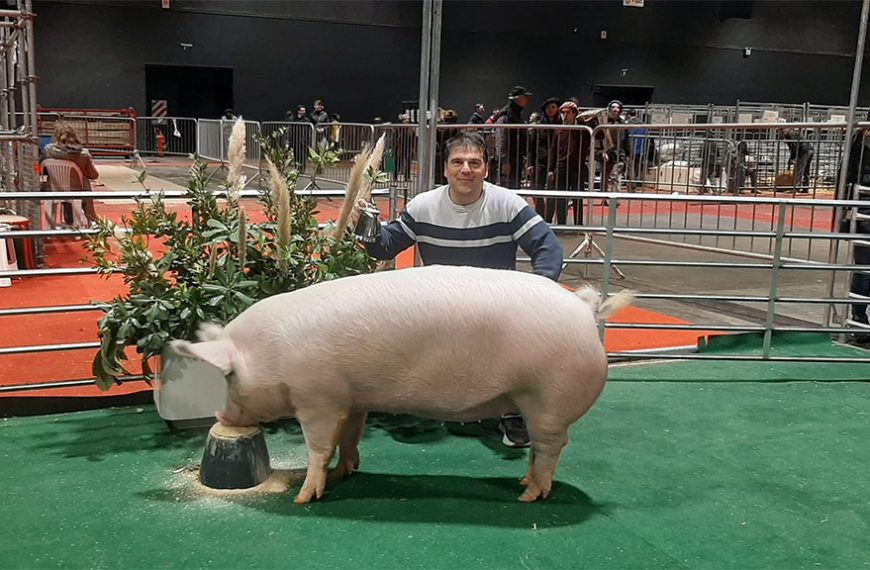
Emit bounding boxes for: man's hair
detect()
[314,99,323,106]
[52,122,82,146]
[444,131,488,164]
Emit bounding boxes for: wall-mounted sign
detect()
[623,0,644,7]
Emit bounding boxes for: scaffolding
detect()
[0,0,38,231]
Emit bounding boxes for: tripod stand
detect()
[561,164,627,279]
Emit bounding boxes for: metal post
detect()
[762,203,787,358]
[825,0,870,327]
[414,0,441,201]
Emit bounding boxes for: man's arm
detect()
[364,209,417,260]
[512,206,564,281]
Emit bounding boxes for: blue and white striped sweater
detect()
[366,182,563,280]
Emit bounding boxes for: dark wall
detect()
[34,0,423,121]
[33,0,870,122]
[439,0,867,116]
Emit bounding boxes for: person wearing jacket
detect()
[364,131,563,448]
[494,85,532,189]
[844,124,870,344]
[468,103,487,124]
[41,122,100,226]
[598,99,631,192]
[546,101,586,225]
[526,97,561,217]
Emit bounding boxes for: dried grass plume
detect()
[226,117,247,201]
[332,142,373,239]
[266,158,292,270]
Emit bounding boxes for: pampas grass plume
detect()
[227,117,247,201]
[332,142,373,239]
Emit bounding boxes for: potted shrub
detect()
[86,119,385,423]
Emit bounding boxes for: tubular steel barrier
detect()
[136,116,197,157]
[1,186,868,396]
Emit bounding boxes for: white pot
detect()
[152,344,228,422]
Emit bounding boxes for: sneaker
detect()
[499,414,531,448]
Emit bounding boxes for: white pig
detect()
[171,265,632,503]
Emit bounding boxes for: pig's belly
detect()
[356,394,517,422]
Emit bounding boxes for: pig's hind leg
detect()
[516,413,570,502]
[334,411,367,479]
[294,409,349,504]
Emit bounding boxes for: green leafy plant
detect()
[86,123,378,390]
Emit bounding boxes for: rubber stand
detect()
[199,423,272,489]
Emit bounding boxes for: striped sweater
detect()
[366,182,563,280]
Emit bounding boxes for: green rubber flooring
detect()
[1,335,869,569]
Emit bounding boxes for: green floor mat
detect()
[612,332,870,383]
[2,378,869,569]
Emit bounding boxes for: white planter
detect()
[153,344,228,423]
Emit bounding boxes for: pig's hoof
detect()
[333,458,359,480]
[518,480,551,502]
[294,486,324,504]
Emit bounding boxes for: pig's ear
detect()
[170,339,237,376]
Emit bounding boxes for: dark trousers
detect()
[546,168,585,226]
[852,243,870,323]
[793,152,813,191]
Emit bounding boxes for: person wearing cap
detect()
[494,85,533,189]
[546,100,586,225]
[468,103,487,124]
[526,96,561,216]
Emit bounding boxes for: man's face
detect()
[298,107,307,116]
[444,146,488,205]
[560,107,577,125]
[314,102,323,112]
[515,95,530,108]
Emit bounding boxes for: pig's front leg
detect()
[295,409,348,504]
[334,411,367,479]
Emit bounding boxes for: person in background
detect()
[311,100,329,125]
[435,109,460,185]
[526,96,561,217]
[363,131,563,448]
[468,103,487,124]
[546,100,584,225]
[494,86,532,188]
[290,105,313,172]
[221,108,237,121]
[41,122,100,227]
[598,99,630,192]
[844,123,870,345]
[311,100,330,148]
[783,128,814,194]
[329,113,342,149]
[625,108,648,192]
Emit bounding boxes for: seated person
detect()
[41,122,100,225]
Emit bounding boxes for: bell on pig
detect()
[352,202,382,243]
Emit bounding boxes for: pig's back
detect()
[230,265,590,337]
[226,266,605,419]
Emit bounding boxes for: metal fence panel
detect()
[136,117,197,156]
